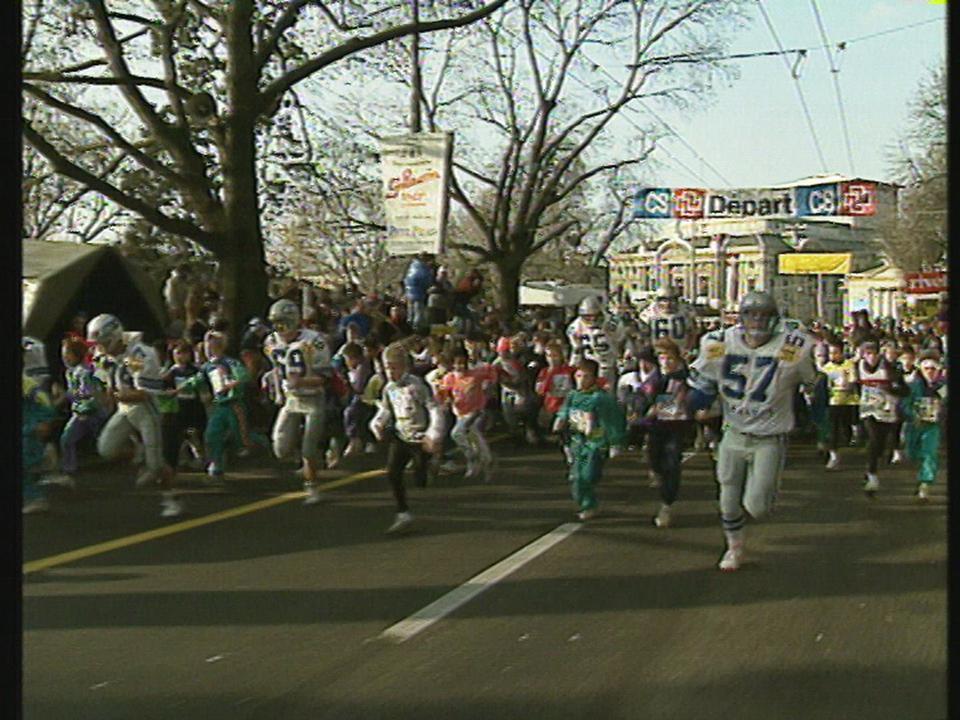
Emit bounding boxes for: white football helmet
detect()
[86,314,125,352]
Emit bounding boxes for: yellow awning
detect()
[778,252,852,275]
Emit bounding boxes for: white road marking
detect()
[378,522,583,643]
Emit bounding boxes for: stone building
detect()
[608,174,899,326]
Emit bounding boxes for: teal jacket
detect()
[557,387,626,450]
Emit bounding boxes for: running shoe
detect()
[386,511,414,534]
[718,542,744,572]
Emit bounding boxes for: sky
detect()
[623,0,946,189]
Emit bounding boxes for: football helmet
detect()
[578,296,603,327]
[268,299,301,335]
[655,285,680,314]
[738,291,780,347]
[86,314,125,352]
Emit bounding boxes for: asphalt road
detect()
[22,434,948,720]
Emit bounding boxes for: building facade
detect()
[609,175,898,326]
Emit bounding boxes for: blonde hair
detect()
[383,342,410,366]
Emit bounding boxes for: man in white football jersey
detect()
[86,314,182,518]
[566,296,624,394]
[639,286,699,357]
[263,299,333,505]
[688,292,820,572]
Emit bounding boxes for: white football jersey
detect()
[566,317,623,375]
[264,328,332,400]
[639,304,698,351]
[690,325,817,436]
[110,341,165,403]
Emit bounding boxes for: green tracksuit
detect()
[556,387,626,511]
[179,356,249,474]
[902,376,946,485]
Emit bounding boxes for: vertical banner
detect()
[380,132,452,256]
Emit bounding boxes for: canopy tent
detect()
[22,241,167,356]
[519,281,606,308]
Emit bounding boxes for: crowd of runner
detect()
[21,263,948,571]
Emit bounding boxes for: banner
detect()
[380,132,452,256]
[778,253,852,275]
[634,181,878,219]
[903,271,947,295]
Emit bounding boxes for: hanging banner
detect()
[778,252,852,275]
[380,132,452,256]
[634,181,878,219]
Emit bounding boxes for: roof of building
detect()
[768,173,902,189]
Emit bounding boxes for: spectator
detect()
[163,265,190,320]
[338,299,373,340]
[403,254,435,331]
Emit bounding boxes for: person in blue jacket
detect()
[404,254,435,331]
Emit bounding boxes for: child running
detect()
[438,347,499,481]
[553,358,626,521]
[902,351,947,501]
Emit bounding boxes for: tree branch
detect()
[257,0,509,116]
[24,122,219,252]
[23,83,191,188]
[22,72,193,97]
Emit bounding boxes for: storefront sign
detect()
[634,181,878,219]
[903,271,947,295]
[380,132,452,256]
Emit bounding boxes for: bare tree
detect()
[22,0,509,336]
[412,0,746,313]
[881,62,946,272]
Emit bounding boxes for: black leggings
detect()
[863,417,897,474]
[828,405,856,451]
[648,422,692,506]
[386,437,429,511]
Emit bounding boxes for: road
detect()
[22,435,948,720]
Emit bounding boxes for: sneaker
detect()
[648,471,662,489]
[439,459,460,473]
[364,442,377,454]
[386,511,414,534]
[344,438,363,458]
[237,447,252,459]
[135,469,158,488]
[464,459,478,479]
[325,439,342,469]
[22,497,50,514]
[890,449,904,465]
[160,496,184,518]
[863,473,879,496]
[718,542,744,572]
[577,507,599,521]
[825,452,839,470]
[653,504,672,528]
[40,473,76,490]
[303,482,322,505]
[917,484,929,502]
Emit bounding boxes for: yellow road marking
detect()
[23,469,385,575]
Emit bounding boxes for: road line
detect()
[378,522,582,644]
[23,469,386,575]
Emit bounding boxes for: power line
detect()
[843,16,943,46]
[581,49,733,185]
[809,0,855,174]
[496,22,721,187]
[755,0,828,173]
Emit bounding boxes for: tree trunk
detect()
[494,256,522,317]
[220,0,268,347]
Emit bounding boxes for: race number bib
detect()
[569,409,594,436]
[209,366,228,395]
[861,386,890,414]
[915,397,940,423]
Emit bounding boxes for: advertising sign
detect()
[634,181,878,220]
[903,271,947,295]
[380,132,452,256]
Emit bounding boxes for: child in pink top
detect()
[438,348,498,481]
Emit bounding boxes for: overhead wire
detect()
[755,0,828,173]
[809,0,855,175]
